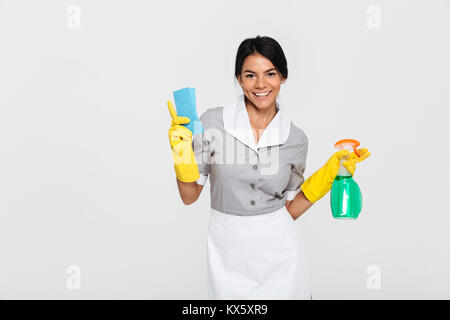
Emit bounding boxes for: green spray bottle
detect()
[330,139,363,219]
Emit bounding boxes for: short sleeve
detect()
[192,112,212,185]
[285,133,308,201]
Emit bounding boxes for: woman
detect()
[167,36,370,299]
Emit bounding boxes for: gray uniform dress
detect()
[196,95,312,300]
[192,94,309,216]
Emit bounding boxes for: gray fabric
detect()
[193,107,308,216]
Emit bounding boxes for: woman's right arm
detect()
[176,179,203,205]
[167,100,205,204]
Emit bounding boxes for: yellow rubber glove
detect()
[342,148,370,176]
[167,100,200,183]
[301,149,370,203]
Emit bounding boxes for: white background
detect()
[0,0,449,299]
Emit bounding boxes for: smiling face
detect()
[237,53,286,111]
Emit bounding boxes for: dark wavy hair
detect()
[235,36,288,80]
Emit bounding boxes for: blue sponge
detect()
[173,87,204,134]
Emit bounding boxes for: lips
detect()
[253,90,272,99]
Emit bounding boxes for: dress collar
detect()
[223,94,291,153]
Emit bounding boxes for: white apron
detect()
[206,205,311,300]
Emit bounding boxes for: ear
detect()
[236,75,242,86]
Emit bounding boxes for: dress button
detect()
[252,165,258,170]
[250,200,256,205]
[250,183,255,189]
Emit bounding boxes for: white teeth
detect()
[255,91,271,96]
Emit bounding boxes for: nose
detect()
[256,76,267,89]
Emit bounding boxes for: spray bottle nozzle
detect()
[334,139,361,157]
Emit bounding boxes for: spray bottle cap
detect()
[334,139,361,157]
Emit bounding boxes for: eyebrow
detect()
[243,68,276,73]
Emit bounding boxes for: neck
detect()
[244,96,278,130]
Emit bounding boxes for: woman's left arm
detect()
[285,191,313,220]
[286,147,371,220]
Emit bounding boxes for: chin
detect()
[250,97,276,110]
